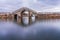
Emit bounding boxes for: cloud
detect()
[42,6,60,12]
[0,0,22,12]
[0,0,60,12]
[28,0,60,12]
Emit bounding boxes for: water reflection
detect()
[19,16,36,26]
[0,19,60,40]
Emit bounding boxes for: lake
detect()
[0,19,60,40]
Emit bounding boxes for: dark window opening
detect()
[14,14,17,21]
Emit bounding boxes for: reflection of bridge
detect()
[0,7,60,25]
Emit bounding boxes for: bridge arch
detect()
[20,9,31,25]
[13,7,37,25]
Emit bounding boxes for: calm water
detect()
[0,19,60,40]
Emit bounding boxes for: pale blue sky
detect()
[0,0,60,12]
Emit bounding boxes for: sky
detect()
[0,0,60,12]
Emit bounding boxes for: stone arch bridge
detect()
[0,7,37,24]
